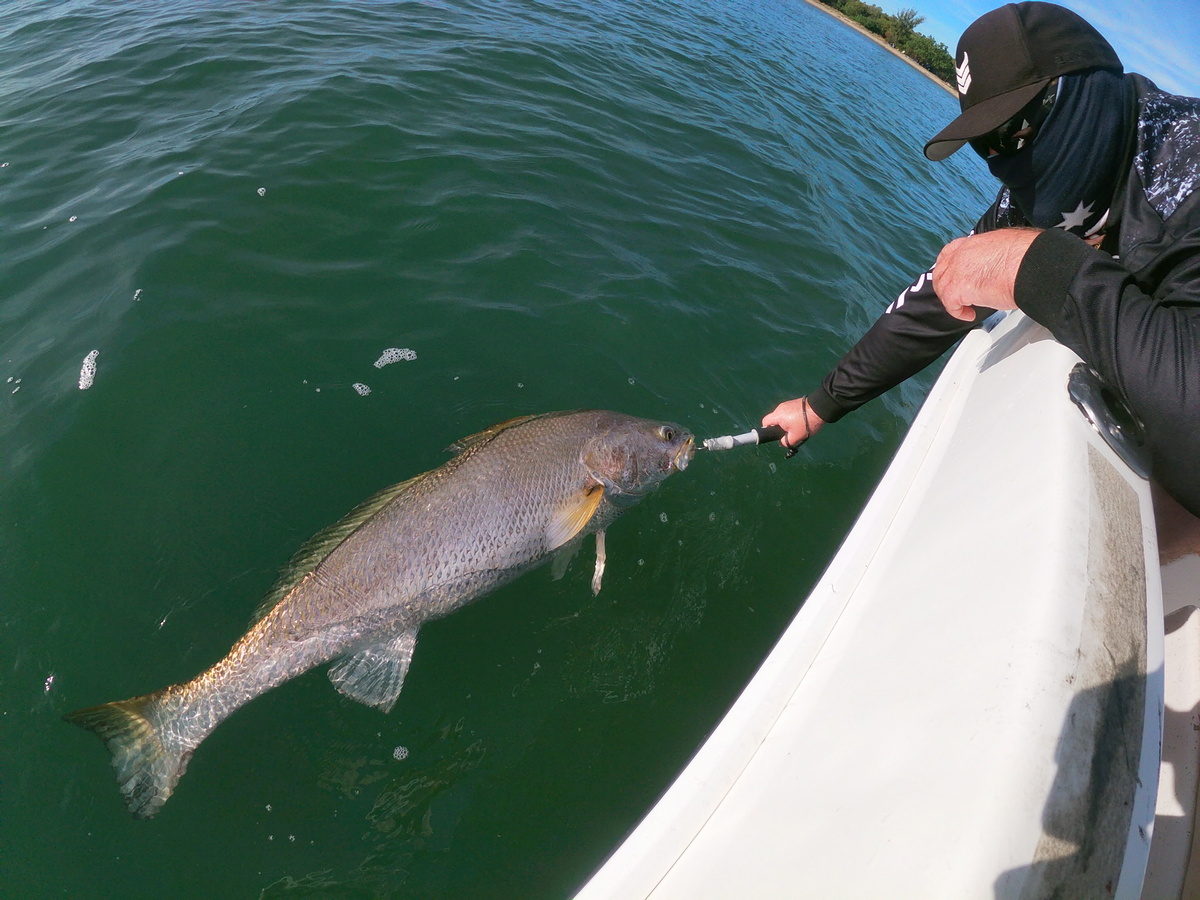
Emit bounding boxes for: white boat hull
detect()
[576,311,1167,899]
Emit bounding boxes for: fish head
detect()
[582,414,694,506]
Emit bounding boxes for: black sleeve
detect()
[806,267,984,422]
[1014,225,1200,515]
[806,188,1023,423]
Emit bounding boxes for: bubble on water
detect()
[628,378,635,385]
[69,216,77,223]
[392,745,409,761]
[265,804,272,812]
[257,187,266,197]
[288,835,295,842]
[133,289,143,302]
[1,162,8,168]
[374,348,417,368]
[517,382,524,389]
[768,462,777,474]
[44,674,55,693]
[637,559,645,566]
[659,512,668,523]
[708,512,716,522]
[352,383,371,396]
[79,350,98,390]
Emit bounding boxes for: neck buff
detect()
[987,68,1134,238]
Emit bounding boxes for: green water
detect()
[1,0,992,895]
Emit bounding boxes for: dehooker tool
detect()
[700,424,803,458]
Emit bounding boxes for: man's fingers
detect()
[946,301,978,321]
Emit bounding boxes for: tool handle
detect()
[754,424,786,444]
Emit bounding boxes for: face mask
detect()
[985,68,1132,237]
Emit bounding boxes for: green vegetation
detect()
[814,0,956,85]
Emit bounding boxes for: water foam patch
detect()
[373,348,416,368]
[352,383,371,396]
[78,350,99,390]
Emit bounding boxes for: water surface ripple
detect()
[0,1,991,896]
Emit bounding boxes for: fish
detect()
[65,410,693,818]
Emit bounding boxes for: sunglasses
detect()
[969,78,1059,159]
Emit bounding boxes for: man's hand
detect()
[762,397,826,449]
[932,228,1042,321]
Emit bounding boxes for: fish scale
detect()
[66,410,693,818]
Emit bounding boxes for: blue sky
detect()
[912,0,1200,98]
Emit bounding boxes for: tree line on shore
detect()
[813,0,956,85]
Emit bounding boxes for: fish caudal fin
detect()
[64,694,191,819]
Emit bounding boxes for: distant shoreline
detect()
[802,0,958,97]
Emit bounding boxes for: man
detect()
[763,1,1200,532]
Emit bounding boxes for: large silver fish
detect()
[66,410,693,817]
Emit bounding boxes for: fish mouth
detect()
[673,436,695,472]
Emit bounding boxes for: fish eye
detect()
[658,426,675,442]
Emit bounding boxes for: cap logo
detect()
[1054,50,1085,66]
[956,52,973,96]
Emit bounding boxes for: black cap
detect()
[924,2,1122,161]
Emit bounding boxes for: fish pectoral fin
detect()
[546,483,604,552]
[328,628,419,714]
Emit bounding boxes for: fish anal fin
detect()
[328,629,419,714]
[546,483,604,552]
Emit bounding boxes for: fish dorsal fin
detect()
[328,628,419,713]
[546,483,604,552]
[252,474,427,623]
[444,414,545,455]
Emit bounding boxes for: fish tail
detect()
[64,692,192,819]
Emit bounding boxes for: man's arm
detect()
[762,269,985,446]
[1014,226,1200,515]
[929,221,1200,516]
[764,189,1026,447]
[805,267,986,423]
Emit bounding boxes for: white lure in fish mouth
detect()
[673,436,695,471]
